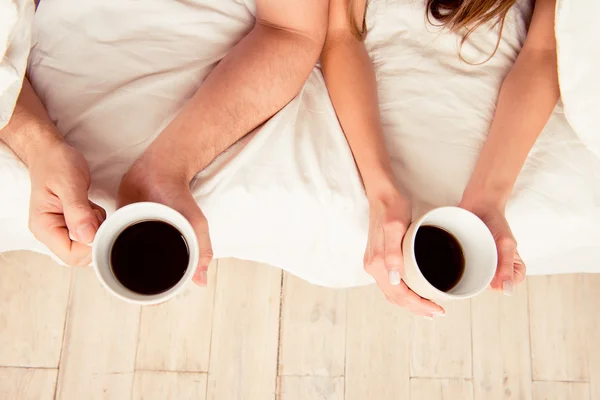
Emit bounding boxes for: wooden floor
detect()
[0,251,598,400]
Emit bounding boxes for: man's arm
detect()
[1,78,105,265]
[0,78,63,165]
[143,0,329,180]
[118,0,329,285]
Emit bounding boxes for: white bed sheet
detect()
[0,0,33,129]
[0,0,598,287]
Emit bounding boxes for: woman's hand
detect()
[364,190,445,317]
[117,152,213,286]
[28,141,106,266]
[458,200,526,295]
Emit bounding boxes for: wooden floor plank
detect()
[345,285,410,400]
[55,268,140,400]
[0,367,58,400]
[0,251,71,367]
[206,259,282,400]
[528,275,589,381]
[583,274,600,400]
[277,376,343,400]
[132,371,207,400]
[471,284,532,400]
[135,261,217,372]
[532,381,590,400]
[410,299,472,378]
[410,378,473,400]
[278,273,346,377]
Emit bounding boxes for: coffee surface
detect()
[111,220,189,295]
[414,225,465,292]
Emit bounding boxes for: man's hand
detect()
[28,141,106,266]
[115,0,326,286]
[117,154,213,286]
[1,78,105,265]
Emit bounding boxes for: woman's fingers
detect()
[383,219,406,284]
[365,238,444,317]
[492,236,517,293]
[388,281,445,316]
[513,251,526,286]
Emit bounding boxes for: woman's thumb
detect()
[493,237,517,293]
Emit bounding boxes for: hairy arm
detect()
[320,0,397,198]
[0,78,63,165]
[1,78,105,265]
[462,0,559,209]
[144,0,329,180]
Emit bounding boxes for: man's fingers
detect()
[492,236,517,291]
[171,193,213,287]
[31,212,92,266]
[60,188,99,245]
[89,201,107,225]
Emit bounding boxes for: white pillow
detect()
[0,0,34,130]
[556,0,600,158]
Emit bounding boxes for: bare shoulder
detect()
[255,0,329,42]
[524,0,557,51]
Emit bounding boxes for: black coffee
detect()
[414,225,465,292]
[110,220,189,295]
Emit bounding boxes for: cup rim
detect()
[91,202,199,305]
[406,206,497,300]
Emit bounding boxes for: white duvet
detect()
[0,0,598,287]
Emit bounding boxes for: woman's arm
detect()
[321,0,443,316]
[460,0,558,293]
[321,0,397,198]
[462,0,558,209]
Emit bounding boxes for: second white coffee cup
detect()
[401,206,497,302]
[92,202,199,305]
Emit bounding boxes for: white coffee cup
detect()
[401,206,497,302]
[92,202,199,305]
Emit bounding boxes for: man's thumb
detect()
[190,218,213,286]
[61,191,98,245]
[172,194,213,286]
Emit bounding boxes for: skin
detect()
[321,0,558,316]
[1,1,328,280]
[0,78,106,266]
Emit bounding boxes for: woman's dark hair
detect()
[427,0,517,61]
[427,0,516,32]
[353,0,517,61]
